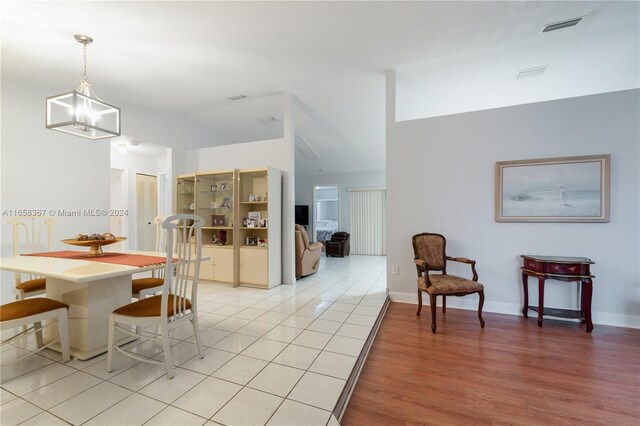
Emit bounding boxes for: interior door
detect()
[136,174,158,251]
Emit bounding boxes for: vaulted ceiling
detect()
[2,1,637,175]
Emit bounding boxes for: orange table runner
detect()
[24,251,169,268]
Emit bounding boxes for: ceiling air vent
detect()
[226,94,247,101]
[257,116,277,125]
[295,135,320,159]
[516,66,548,80]
[542,17,584,33]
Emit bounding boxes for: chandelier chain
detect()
[82,42,88,82]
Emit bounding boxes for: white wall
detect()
[110,144,171,250]
[185,138,295,285]
[0,79,216,302]
[0,80,111,302]
[395,4,640,122]
[295,170,386,236]
[386,85,640,328]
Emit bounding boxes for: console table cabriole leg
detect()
[580,281,586,324]
[522,272,529,318]
[537,277,545,327]
[584,279,594,333]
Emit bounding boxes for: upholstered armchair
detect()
[326,232,350,257]
[412,232,485,333]
[295,224,322,279]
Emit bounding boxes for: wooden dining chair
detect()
[1,298,70,364]
[132,215,167,299]
[8,217,56,300]
[107,214,204,379]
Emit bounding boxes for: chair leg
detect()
[107,315,115,372]
[416,290,422,316]
[478,290,486,328]
[58,309,70,362]
[161,323,175,379]
[34,321,44,348]
[429,294,437,333]
[15,288,24,300]
[442,295,446,313]
[191,316,204,359]
[16,289,28,334]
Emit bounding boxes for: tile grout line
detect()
[3,257,387,426]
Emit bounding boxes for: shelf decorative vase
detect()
[217,230,227,246]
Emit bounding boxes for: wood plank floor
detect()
[342,302,640,426]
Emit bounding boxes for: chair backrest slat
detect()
[152,215,169,279]
[8,217,55,284]
[161,214,202,322]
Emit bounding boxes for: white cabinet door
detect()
[239,248,268,286]
[198,246,215,281]
[213,247,234,283]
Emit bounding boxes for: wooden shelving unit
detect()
[176,167,281,288]
[236,167,282,289]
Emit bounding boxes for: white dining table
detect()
[0,250,204,360]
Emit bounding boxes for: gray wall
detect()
[386,88,640,328]
[295,170,386,237]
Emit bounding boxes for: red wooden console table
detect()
[521,255,595,333]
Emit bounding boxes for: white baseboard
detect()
[388,291,640,329]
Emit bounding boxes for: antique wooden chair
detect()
[412,232,485,333]
[107,214,204,379]
[8,217,55,299]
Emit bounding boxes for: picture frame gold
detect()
[495,154,610,223]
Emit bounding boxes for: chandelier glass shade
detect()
[46,35,120,140]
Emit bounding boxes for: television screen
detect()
[295,205,309,226]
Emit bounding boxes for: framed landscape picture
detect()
[495,154,610,223]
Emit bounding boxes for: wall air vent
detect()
[516,66,548,80]
[542,17,584,33]
[226,94,247,101]
[295,135,320,159]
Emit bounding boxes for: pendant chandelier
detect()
[46,34,120,140]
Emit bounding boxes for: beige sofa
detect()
[295,224,323,279]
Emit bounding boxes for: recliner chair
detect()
[295,224,322,279]
[326,232,350,257]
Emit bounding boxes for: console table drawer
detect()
[543,263,588,275]
[523,259,543,272]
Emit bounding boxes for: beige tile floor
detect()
[0,255,386,425]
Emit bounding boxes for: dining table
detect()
[0,249,205,360]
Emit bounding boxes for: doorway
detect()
[313,185,340,244]
[136,173,158,251]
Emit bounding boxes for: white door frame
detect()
[312,184,340,243]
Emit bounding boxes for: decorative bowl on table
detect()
[62,235,127,257]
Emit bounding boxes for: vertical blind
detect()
[348,188,386,255]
